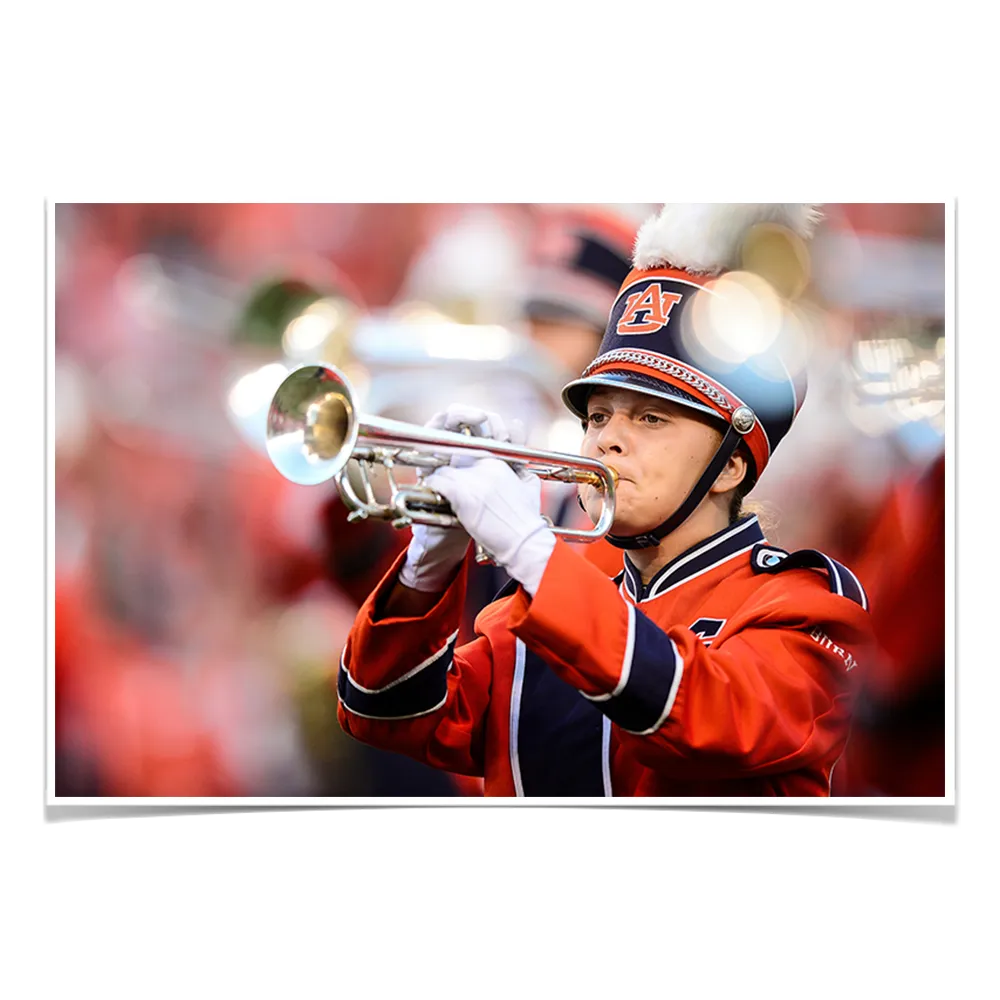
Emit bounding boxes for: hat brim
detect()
[562,369,724,424]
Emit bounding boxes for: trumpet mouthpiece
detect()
[580,466,618,490]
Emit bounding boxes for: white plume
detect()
[632,203,823,275]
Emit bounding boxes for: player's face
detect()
[579,386,725,534]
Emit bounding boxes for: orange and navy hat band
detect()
[571,353,771,478]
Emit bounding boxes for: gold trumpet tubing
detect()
[526,464,609,488]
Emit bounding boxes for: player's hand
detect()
[398,405,524,592]
[424,404,526,463]
[423,459,556,596]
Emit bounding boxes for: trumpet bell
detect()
[266,365,360,485]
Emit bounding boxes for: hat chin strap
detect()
[604,425,744,550]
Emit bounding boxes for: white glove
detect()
[423,458,556,597]
[398,405,524,592]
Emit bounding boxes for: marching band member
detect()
[334,203,876,796]
[337,205,884,796]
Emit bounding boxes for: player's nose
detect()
[596,412,630,455]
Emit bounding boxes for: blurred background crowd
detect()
[52,202,947,798]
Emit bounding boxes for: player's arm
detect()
[337,402,525,775]
[337,546,494,777]
[508,539,869,780]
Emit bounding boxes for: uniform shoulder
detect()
[749,541,869,611]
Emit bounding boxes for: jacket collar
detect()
[621,515,765,603]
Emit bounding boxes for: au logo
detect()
[616,283,684,335]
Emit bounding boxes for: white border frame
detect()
[45,201,956,808]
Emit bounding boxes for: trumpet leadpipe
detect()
[540,465,619,490]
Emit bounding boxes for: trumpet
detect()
[265,364,617,546]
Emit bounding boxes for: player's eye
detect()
[640,412,667,424]
[586,412,609,427]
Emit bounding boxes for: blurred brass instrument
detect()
[266,364,617,548]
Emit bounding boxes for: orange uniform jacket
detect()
[337,516,874,796]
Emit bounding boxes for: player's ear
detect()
[710,446,749,495]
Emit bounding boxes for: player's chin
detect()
[610,519,652,536]
[608,508,651,536]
